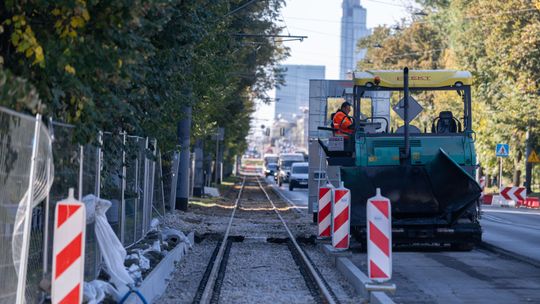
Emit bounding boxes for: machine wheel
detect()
[289,182,294,191]
[451,242,474,251]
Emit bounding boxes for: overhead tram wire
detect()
[232,33,308,42]
[284,6,538,27]
[224,0,259,17]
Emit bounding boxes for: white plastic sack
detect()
[94,197,135,287]
[83,280,120,304]
[82,194,98,224]
[162,228,192,248]
[150,218,160,230]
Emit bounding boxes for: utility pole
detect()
[214,127,224,185]
[525,127,533,193]
[193,139,204,197]
[176,105,191,211]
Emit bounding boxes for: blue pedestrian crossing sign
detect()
[496,144,509,157]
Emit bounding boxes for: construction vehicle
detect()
[319,68,482,250]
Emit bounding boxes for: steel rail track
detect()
[194,176,336,304]
[196,177,247,304]
[255,177,337,304]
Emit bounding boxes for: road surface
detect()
[265,176,309,211]
[481,205,540,263]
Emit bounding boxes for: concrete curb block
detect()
[125,232,195,303]
[335,257,395,304]
[319,243,394,303]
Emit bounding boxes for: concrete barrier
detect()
[320,244,395,304]
[124,232,194,304]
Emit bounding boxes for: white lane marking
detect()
[483,209,540,216]
[482,214,540,231]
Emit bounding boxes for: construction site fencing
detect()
[0,105,171,304]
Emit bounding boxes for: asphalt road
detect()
[481,205,540,263]
[269,179,540,264]
[269,180,540,303]
[265,176,309,210]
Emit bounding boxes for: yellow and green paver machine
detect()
[319,68,482,250]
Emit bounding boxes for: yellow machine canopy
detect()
[354,70,472,88]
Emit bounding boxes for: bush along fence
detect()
[0,105,180,304]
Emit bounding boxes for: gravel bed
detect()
[158,177,362,303]
[218,241,314,304]
[302,244,365,304]
[156,239,218,303]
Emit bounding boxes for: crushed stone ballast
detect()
[192,176,338,304]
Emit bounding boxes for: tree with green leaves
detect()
[0,0,288,171]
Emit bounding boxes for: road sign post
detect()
[496,144,509,189]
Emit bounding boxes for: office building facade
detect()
[340,0,370,79]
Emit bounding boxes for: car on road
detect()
[264,162,278,177]
[289,162,308,191]
[277,153,304,186]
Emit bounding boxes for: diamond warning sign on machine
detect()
[496,144,509,157]
[392,96,423,123]
[528,150,540,163]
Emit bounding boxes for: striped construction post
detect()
[318,184,333,238]
[332,182,351,250]
[51,189,86,304]
[367,188,392,282]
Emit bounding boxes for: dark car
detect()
[264,163,278,177]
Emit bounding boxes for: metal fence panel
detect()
[82,143,100,280]
[0,105,169,301]
[101,133,124,241]
[0,110,37,304]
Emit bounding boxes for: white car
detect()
[289,162,309,191]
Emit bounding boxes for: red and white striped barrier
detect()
[500,186,526,202]
[52,189,86,304]
[524,197,540,209]
[318,184,333,238]
[332,183,350,250]
[367,188,392,282]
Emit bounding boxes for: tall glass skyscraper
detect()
[275,64,326,123]
[340,0,370,79]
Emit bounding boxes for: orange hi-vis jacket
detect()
[333,110,353,135]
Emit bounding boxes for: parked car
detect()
[289,162,309,191]
[277,153,304,186]
[264,162,278,177]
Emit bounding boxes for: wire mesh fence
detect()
[0,105,171,303]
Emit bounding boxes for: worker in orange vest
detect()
[332,101,355,135]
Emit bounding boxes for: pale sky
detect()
[254,0,413,123]
[282,0,412,79]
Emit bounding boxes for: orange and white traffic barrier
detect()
[332,182,350,250]
[52,189,86,304]
[367,188,392,282]
[318,184,333,238]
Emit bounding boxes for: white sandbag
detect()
[94,197,135,287]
